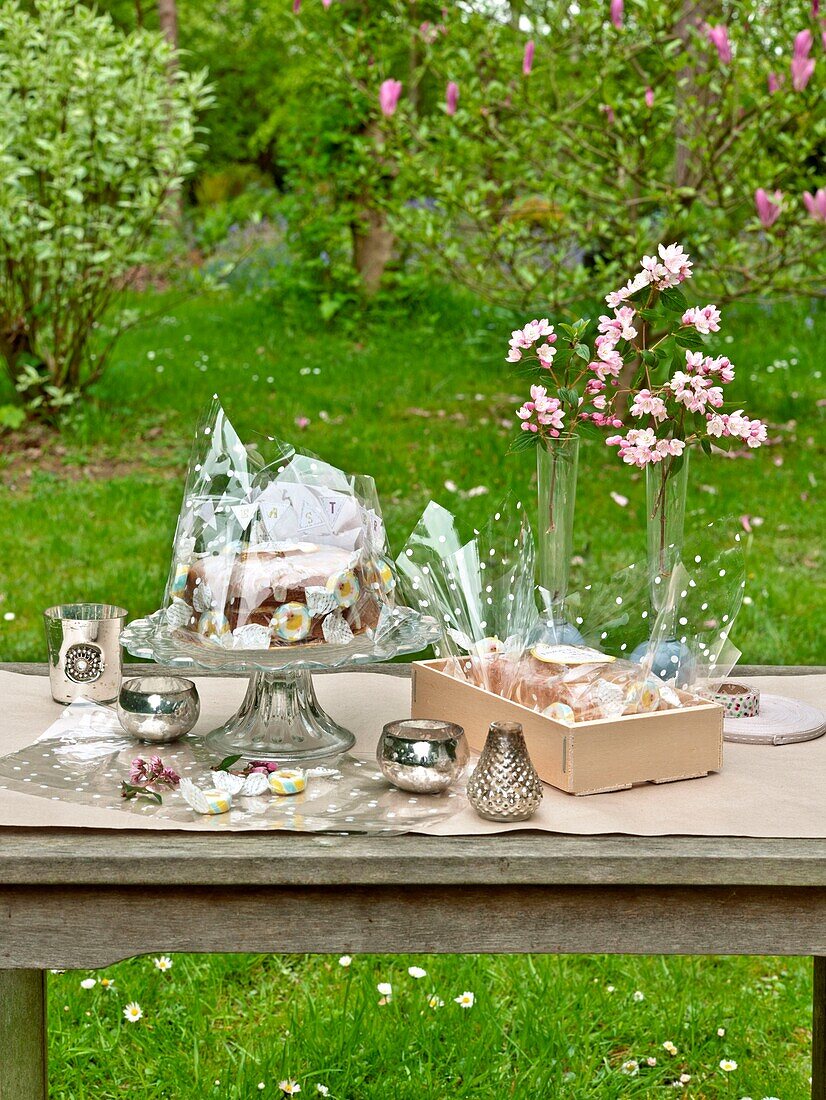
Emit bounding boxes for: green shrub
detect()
[0,0,212,420]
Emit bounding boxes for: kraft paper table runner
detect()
[0,669,823,838]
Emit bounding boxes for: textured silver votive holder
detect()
[117,676,201,743]
[377,718,469,794]
[466,720,543,822]
[43,603,127,704]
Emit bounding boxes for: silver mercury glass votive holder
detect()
[117,676,201,744]
[377,718,469,794]
[466,720,543,822]
[43,603,128,704]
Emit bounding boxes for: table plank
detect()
[0,830,824,887]
[1,884,824,968]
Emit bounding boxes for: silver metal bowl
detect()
[117,676,200,743]
[377,718,469,794]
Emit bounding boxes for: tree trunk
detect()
[352,207,396,297]
[157,0,178,48]
[157,0,183,224]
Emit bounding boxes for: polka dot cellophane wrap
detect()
[0,700,465,834]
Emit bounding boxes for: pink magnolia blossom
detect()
[791,32,815,89]
[754,188,782,228]
[795,29,814,57]
[294,416,311,430]
[446,81,459,115]
[767,71,781,93]
[791,55,816,89]
[703,23,732,64]
[322,0,332,7]
[523,39,535,76]
[293,0,301,11]
[681,304,721,334]
[610,0,623,29]
[803,188,826,221]
[379,79,402,117]
[644,85,654,108]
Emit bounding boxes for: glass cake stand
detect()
[121,607,440,763]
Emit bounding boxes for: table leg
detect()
[0,969,47,1100]
[815,957,826,1100]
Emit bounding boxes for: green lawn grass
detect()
[0,287,823,665]
[1,285,822,1098]
[50,952,813,1099]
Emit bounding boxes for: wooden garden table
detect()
[0,663,824,1099]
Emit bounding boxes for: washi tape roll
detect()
[709,681,760,718]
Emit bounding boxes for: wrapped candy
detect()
[399,499,746,724]
[160,397,404,653]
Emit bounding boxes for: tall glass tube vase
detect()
[635,448,691,678]
[536,434,584,643]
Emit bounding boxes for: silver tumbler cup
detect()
[43,603,128,704]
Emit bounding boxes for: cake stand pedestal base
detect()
[206,669,355,763]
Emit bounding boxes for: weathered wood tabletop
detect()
[1,663,824,1099]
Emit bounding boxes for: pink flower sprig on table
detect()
[121,756,181,804]
[505,314,613,448]
[504,245,766,464]
[517,385,565,435]
[593,245,766,467]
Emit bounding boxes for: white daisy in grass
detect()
[80,978,96,989]
[720,1059,738,1072]
[99,978,116,991]
[717,1026,726,1036]
[153,956,173,971]
[606,984,616,993]
[279,1081,301,1095]
[122,1002,143,1023]
[338,955,352,968]
[428,994,445,1008]
[663,1040,678,1055]
[646,1057,657,1066]
[408,966,427,979]
[257,1085,265,1092]
[633,990,645,1002]
[679,1074,691,1084]
[316,1087,329,1097]
[620,1060,639,1076]
[454,991,475,1008]
[377,982,392,998]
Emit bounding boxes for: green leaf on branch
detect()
[675,331,706,351]
[508,431,540,454]
[660,287,688,313]
[558,386,580,405]
[573,343,590,361]
[700,437,713,456]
